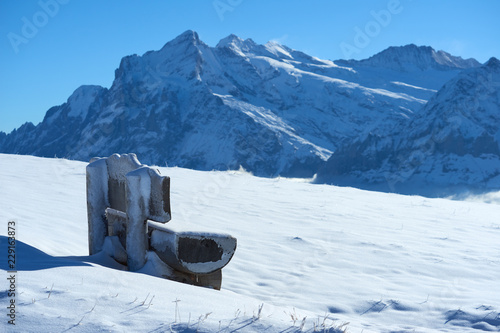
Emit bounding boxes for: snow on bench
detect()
[86,153,236,289]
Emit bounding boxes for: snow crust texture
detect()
[1,154,500,332]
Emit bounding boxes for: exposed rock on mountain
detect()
[1,30,494,192]
[316,58,500,196]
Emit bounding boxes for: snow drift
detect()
[1,154,499,332]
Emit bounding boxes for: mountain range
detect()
[1,30,498,196]
[316,57,500,196]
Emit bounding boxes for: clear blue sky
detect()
[1,0,499,133]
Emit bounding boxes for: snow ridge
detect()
[344,44,481,71]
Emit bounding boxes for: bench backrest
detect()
[86,153,171,258]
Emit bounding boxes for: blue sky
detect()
[1,0,499,133]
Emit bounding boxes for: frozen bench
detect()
[86,153,236,289]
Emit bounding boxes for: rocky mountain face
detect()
[0,30,496,195]
[338,44,480,71]
[316,58,500,196]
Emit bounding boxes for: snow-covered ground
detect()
[1,154,499,332]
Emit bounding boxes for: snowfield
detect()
[1,154,499,332]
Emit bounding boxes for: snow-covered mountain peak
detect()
[112,30,212,85]
[154,30,206,59]
[485,57,500,69]
[432,49,480,69]
[356,44,480,71]
[216,34,243,48]
[425,58,500,135]
[67,85,104,101]
[40,85,105,125]
[216,34,257,57]
[168,29,202,46]
[263,40,294,59]
[66,85,105,118]
[217,34,295,61]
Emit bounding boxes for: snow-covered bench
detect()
[86,153,236,289]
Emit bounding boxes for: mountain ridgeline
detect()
[316,57,500,196]
[1,30,498,196]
